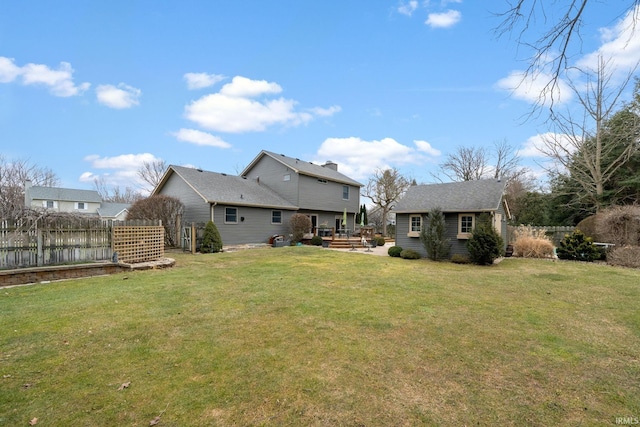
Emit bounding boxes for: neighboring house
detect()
[24,181,129,221]
[393,179,510,258]
[152,150,363,245]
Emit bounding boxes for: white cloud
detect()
[309,105,342,117]
[81,153,163,188]
[0,57,22,83]
[577,4,640,75]
[172,128,231,148]
[219,76,282,98]
[496,70,572,105]
[425,10,461,28]
[414,140,441,156]
[0,56,89,96]
[398,0,418,16]
[184,72,225,90]
[96,83,141,109]
[184,75,339,133]
[518,132,578,158]
[314,136,441,180]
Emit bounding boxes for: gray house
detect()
[393,179,510,258]
[24,181,129,221]
[152,150,362,246]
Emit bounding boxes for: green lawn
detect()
[1,247,639,426]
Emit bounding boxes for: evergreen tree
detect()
[466,213,504,265]
[201,220,223,253]
[419,208,451,261]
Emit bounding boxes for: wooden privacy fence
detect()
[0,218,164,269]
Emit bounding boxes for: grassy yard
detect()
[1,247,639,426]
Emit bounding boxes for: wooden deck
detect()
[326,237,370,249]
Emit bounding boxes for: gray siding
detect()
[213,204,292,245]
[243,156,300,205]
[396,209,508,258]
[158,173,210,225]
[298,175,359,213]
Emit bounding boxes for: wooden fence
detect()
[0,218,164,269]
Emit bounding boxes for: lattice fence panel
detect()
[112,226,164,264]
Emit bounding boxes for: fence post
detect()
[37,229,44,267]
[191,223,196,254]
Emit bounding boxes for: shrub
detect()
[388,246,403,257]
[310,235,323,246]
[450,254,471,264]
[607,245,640,269]
[596,205,640,247]
[575,214,603,241]
[419,207,451,261]
[556,230,600,262]
[126,195,184,247]
[400,249,421,259]
[200,220,223,253]
[511,225,555,258]
[289,213,312,243]
[374,236,386,246]
[466,214,504,265]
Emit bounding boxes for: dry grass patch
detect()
[512,225,555,258]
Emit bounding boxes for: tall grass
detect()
[512,225,556,258]
[1,247,639,426]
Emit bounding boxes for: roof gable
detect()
[241,150,362,187]
[156,165,298,210]
[394,179,506,213]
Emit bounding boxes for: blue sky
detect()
[1,1,639,193]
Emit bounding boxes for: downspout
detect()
[211,202,217,222]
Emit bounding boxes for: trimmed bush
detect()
[466,214,504,265]
[450,254,471,264]
[201,220,223,253]
[596,205,640,247]
[556,229,600,262]
[375,236,386,246]
[512,225,555,258]
[388,246,403,257]
[607,245,640,269]
[310,235,323,246]
[400,249,421,259]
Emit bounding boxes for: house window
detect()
[75,202,87,210]
[272,210,282,224]
[43,200,56,209]
[458,214,474,239]
[408,215,422,237]
[225,207,238,223]
[342,185,349,200]
[284,174,291,181]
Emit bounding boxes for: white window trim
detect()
[283,174,291,181]
[42,200,58,209]
[75,202,88,210]
[407,214,422,237]
[271,210,283,224]
[342,185,350,200]
[225,207,238,224]
[457,213,475,239]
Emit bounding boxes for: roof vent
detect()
[197,168,203,172]
[221,173,227,176]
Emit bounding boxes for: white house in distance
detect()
[24,181,129,222]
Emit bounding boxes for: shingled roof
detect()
[156,165,298,210]
[394,179,506,213]
[27,186,102,203]
[241,150,363,187]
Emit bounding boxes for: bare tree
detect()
[0,155,59,218]
[538,57,640,211]
[438,146,488,182]
[93,176,143,204]
[137,160,167,192]
[363,168,411,237]
[126,195,184,247]
[495,1,640,110]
